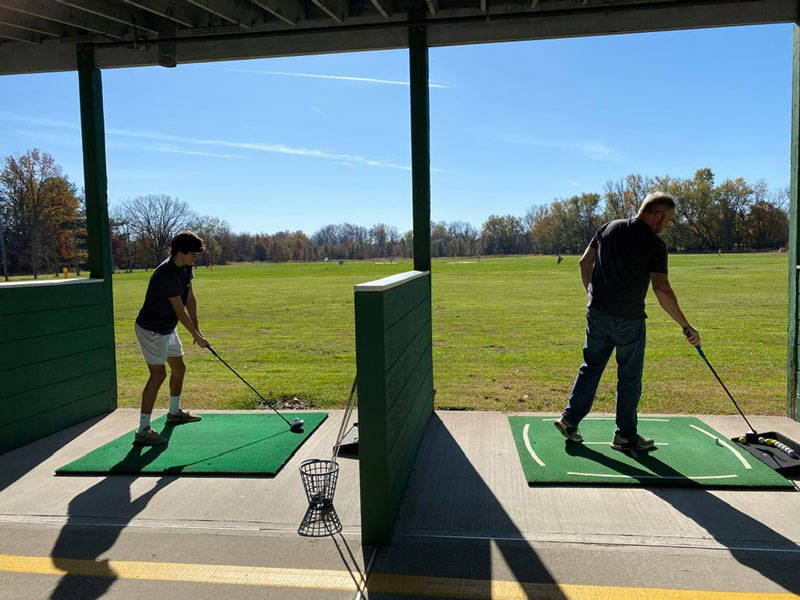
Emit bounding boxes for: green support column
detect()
[409,25,431,272]
[77,45,113,281]
[790,23,800,421]
[77,45,117,410]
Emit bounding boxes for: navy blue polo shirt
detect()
[135,258,194,334]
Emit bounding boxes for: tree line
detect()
[0,149,790,278]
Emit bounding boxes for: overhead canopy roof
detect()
[0,0,796,75]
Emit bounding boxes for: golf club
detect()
[206,345,304,432]
[684,330,758,442]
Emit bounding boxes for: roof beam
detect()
[426,0,439,16]
[248,0,298,25]
[312,0,345,23]
[0,23,41,43]
[369,0,391,19]
[122,0,213,28]
[0,0,128,38]
[57,0,160,35]
[0,7,76,37]
[187,0,260,29]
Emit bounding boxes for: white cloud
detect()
[107,128,411,170]
[308,103,328,119]
[501,133,617,160]
[223,68,447,88]
[1,111,408,170]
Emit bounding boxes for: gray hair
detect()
[638,192,675,215]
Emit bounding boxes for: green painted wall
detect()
[355,271,433,545]
[0,280,117,454]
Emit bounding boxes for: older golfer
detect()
[554,192,700,450]
[134,231,209,445]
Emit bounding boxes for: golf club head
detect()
[290,418,305,432]
[744,431,760,444]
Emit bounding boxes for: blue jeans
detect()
[562,307,646,438]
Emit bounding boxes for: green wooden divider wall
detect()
[0,279,117,454]
[355,270,434,545]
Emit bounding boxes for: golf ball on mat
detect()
[738,436,747,443]
[758,437,766,444]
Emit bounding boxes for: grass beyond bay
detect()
[111,253,789,416]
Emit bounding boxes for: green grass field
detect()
[111,253,790,415]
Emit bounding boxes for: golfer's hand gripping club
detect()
[681,325,700,348]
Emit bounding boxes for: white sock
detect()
[138,413,151,433]
[169,395,181,414]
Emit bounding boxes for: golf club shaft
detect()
[694,345,757,433]
[332,376,358,462]
[207,346,292,427]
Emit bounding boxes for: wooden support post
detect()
[789,23,800,421]
[77,44,117,411]
[409,24,431,273]
[77,45,112,282]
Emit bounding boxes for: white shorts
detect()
[135,323,183,365]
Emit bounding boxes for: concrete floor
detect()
[0,409,799,599]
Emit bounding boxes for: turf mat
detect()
[57,412,327,476]
[508,416,794,488]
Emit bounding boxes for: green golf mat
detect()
[56,412,327,476]
[508,416,794,488]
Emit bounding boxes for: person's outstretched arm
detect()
[650,272,700,345]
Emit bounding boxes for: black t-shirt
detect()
[587,217,668,320]
[135,258,194,334]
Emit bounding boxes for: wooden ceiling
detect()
[0,0,796,74]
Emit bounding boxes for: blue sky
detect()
[0,23,792,235]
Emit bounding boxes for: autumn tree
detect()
[120,194,194,266]
[0,149,80,277]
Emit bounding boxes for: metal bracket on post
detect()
[158,19,177,68]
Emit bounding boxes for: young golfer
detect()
[134,231,209,445]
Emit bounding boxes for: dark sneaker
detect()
[134,427,167,446]
[611,433,654,451]
[167,409,202,423]
[554,419,583,443]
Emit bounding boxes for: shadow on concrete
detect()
[567,442,800,595]
[0,413,111,493]
[49,427,176,599]
[363,414,566,599]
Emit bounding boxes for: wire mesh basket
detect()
[299,459,340,508]
[298,504,343,537]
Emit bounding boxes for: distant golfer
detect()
[554,192,700,450]
[134,231,209,445]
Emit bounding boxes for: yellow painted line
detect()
[0,554,363,591]
[367,575,796,599]
[0,554,796,599]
